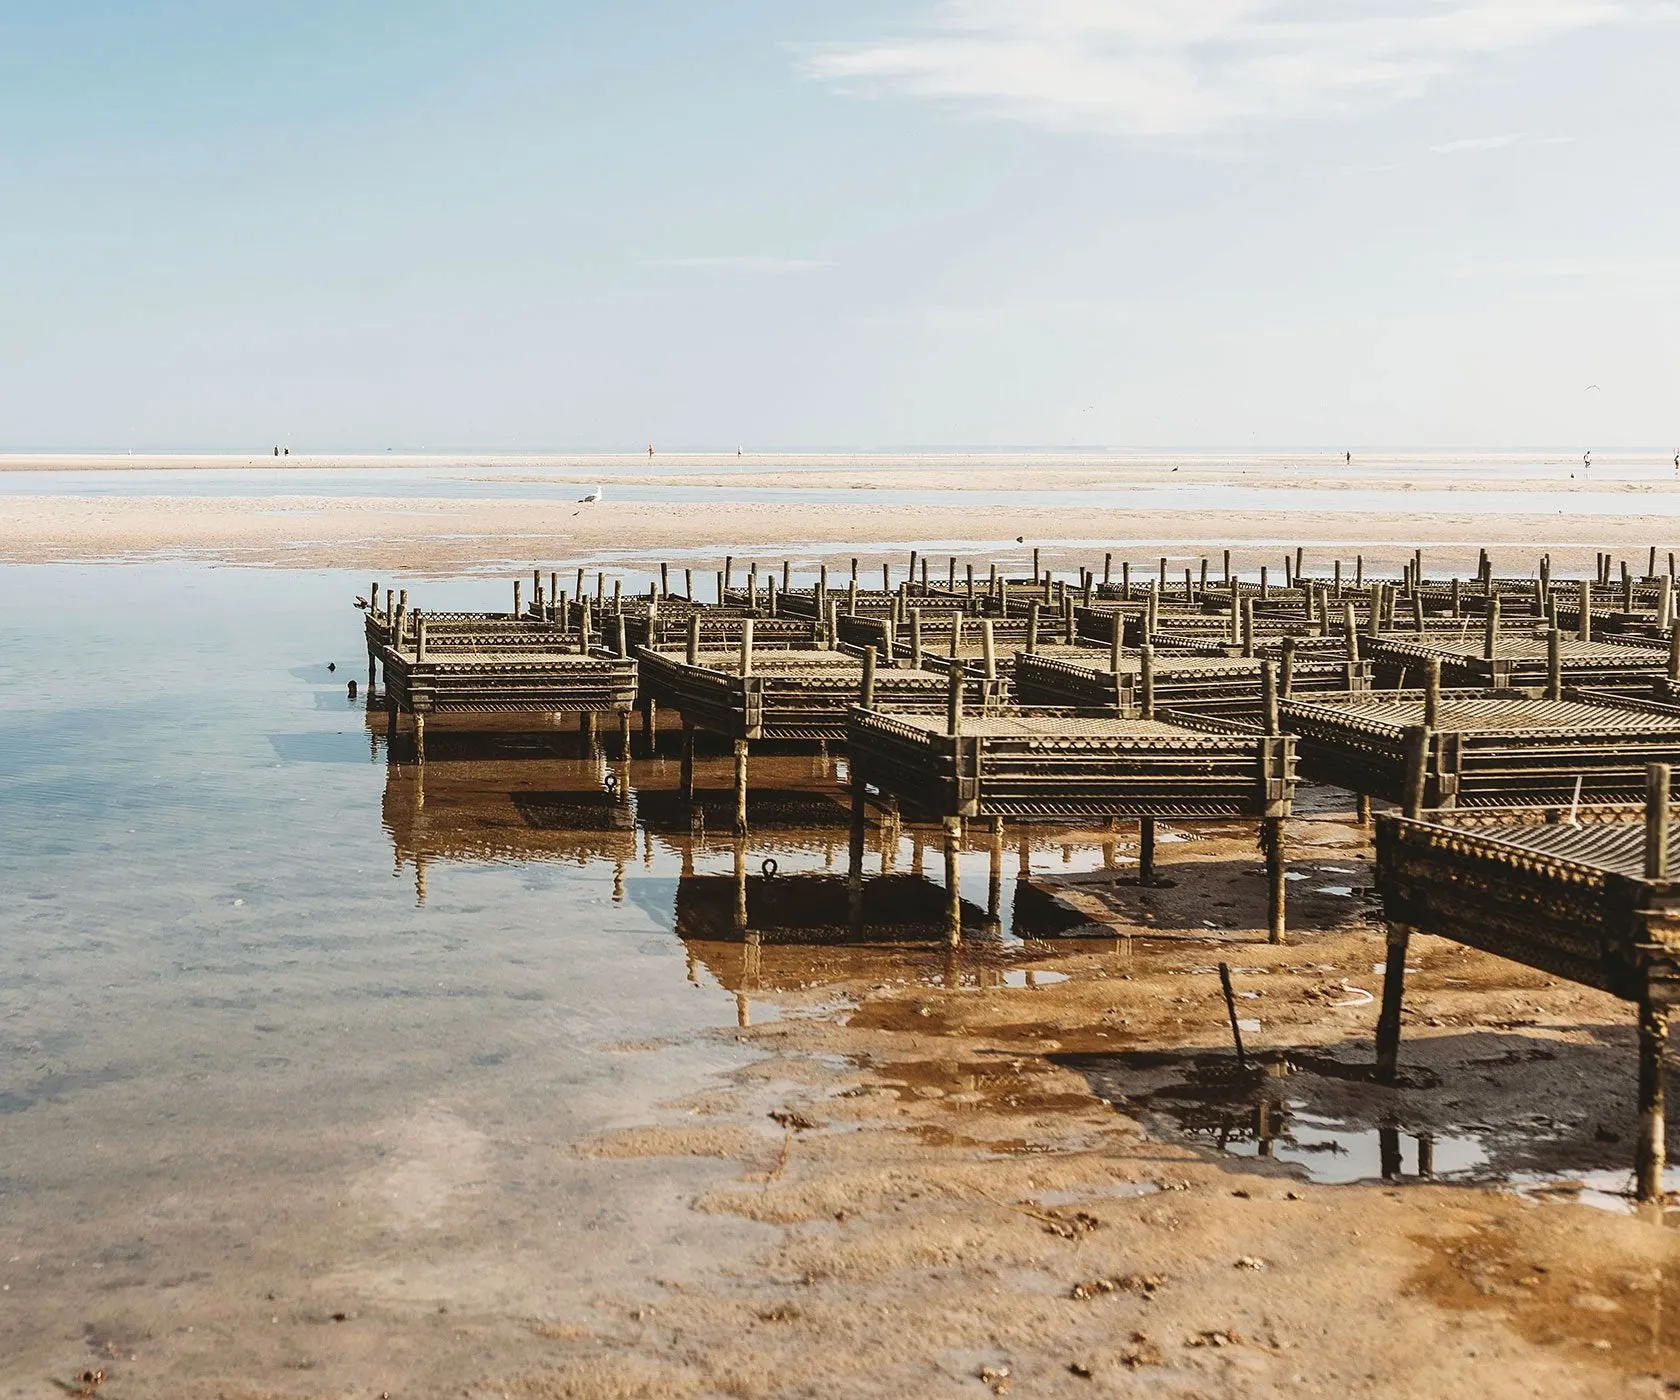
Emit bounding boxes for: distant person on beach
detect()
[1345,451,1351,464]
[648,443,654,457]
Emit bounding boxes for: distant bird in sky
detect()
[1586,384,1601,391]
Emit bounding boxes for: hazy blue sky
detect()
[3,1,1678,450]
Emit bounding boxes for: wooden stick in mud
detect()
[1219,963,1247,1067]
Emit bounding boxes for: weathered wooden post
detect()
[683,567,693,600]
[680,723,696,801]
[715,570,725,605]
[1122,561,1132,601]
[1199,557,1208,597]
[733,738,750,835]
[1580,577,1593,643]
[946,660,963,737]
[513,579,521,618]
[1355,555,1364,589]
[1375,919,1411,1084]
[1403,725,1430,819]
[950,611,965,656]
[1140,645,1155,720]
[847,578,859,617]
[1548,628,1564,701]
[1032,547,1040,582]
[1639,763,1673,1202]
[1413,591,1425,633]
[1241,598,1255,658]
[1025,601,1039,654]
[739,617,754,677]
[910,609,923,669]
[1482,596,1501,662]
[616,613,628,658]
[1638,989,1670,1203]
[724,555,734,595]
[860,645,877,710]
[1367,582,1383,641]
[1280,636,1296,698]
[1263,658,1286,945]
[1662,576,1675,635]
[1259,564,1269,601]
[1138,817,1155,884]
[1333,559,1342,597]
[1110,622,1123,677]
[981,620,997,680]
[1103,552,1113,586]
[1424,657,1441,730]
[1223,548,1231,585]
[687,614,701,666]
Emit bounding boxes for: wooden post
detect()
[1103,552,1113,585]
[680,723,696,800]
[1413,591,1425,633]
[724,555,734,595]
[416,615,428,663]
[951,611,965,656]
[1580,577,1593,643]
[1223,548,1231,585]
[981,620,997,680]
[1026,601,1039,654]
[1199,557,1208,596]
[1403,725,1430,818]
[1241,598,1255,658]
[1259,564,1269,601]
[514,579,521,619]
[946,661,963,736]
[733,739,749,835]
[1483,595,1500,662]
[1548,628,1564,700]
[739,618,754,677]
[1110,623,1123,675]
[861,645,877,709]
[1637,990,1670,1202]
[1261,660,1279,737]
[683,567,693,600]
[686,614,700,666]
[910,609,923,669]
[413,712,425,765]
[1280,636,1296,698]
[1138,817,1155,884]
[1140,645,1155,719]
[1333,559,1342,597]
[1265,817,1285,944]
[1646,763,1671,880]
[616,613,628,658]
[1355,555,1364,589]
[1424,657,1441,730]
[1662,577,1674,634]
[1374,924,1411,1083]
[1122,561,1131,600]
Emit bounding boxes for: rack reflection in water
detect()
[373,711,1133,1018]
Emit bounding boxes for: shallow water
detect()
[0,561,1153,1384]
[7,454,1680,517]
[4,560,1670,1390]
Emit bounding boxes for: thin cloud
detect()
[1430,132,1572,152]
[1453,255,1680,279]
[805,1,1658,138]
[640,256,836,273]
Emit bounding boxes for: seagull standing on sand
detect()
[573,486,602,516]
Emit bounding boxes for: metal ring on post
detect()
[761,857,779,878]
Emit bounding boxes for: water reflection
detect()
[369,710,1131,1017]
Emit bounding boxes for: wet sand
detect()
[3,451,1680,575]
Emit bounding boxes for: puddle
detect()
[1055,1048,1654,1203]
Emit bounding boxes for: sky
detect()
[2,0,1678,452]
